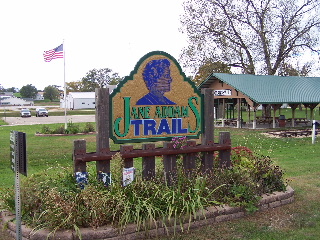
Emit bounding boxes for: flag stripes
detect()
[43,44,64,62]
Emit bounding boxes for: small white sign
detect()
[214,89,232,96]
[123,167,135,186]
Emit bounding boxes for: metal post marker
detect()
[10,131,27,240]
[312,120,316,144]
[14,161,22,240]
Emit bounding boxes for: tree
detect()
[5,87,18,93]
[81,68,122,92]
[20,84,38,98]
[108,72,122,85]
[0,84,4,93]
[278,62,311,77]
[193,61,232,86]
[66,68,122,92]
[66,81,83,93]
[180,0,320,76]
[43,85,60,101]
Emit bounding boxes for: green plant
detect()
[83,122,95,133]
[41,125,52,134]
[66,120,80,134]
[53,125,66,134]
[230,184,259,213]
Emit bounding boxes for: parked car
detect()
[20,109,31,117]
[36,108,49,117]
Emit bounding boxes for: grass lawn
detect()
[0,118,320,239]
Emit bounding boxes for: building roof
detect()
[199,73,320,104]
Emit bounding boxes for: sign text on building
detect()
[214,89,232,96]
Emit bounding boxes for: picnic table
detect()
[256,117,275,125]
[287,118,310,125]
[215,119,245,126]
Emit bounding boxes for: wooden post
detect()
[201,89,214,173]
[95,88,110,174]
[222,98,226,127]
[183,140,197,177]
[163,142,177,185]
[271,104,282,128]
[289,104,299,127]
[73,139,87,173]
[142,143,156,180]
[248,104,251,127]
[237,98,241,128]
[219,132,231,168]
[120,145,134,168]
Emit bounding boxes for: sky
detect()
[0,0,188,91]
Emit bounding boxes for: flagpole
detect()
[63,39,67,129]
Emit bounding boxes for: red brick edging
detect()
[0,186,294,240]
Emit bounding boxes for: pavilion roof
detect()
[199,73,320,104]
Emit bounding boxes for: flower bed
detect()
[0,186,294,240]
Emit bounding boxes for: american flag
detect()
[43,44,64,62]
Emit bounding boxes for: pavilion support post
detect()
[237,98,241,128]
[289,104,299,127]
[271,104,282,128]
[304,104,308,119]
[273,108,276,128]
[292,108,296,127]
[248,104,251,127]
[222,98,226,127]
[305,103,318,120]
[252,104,258,129]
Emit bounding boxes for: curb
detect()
[0,186,294,240]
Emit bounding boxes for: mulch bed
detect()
[262,129,320,138]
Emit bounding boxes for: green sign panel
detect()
[110,51,203,143]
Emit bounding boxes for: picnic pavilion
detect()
[198,73,320,129]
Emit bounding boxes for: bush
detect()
[41,125,52,134]
[39,122,95,135]
[66,121,80,134]
[83,122,95,133]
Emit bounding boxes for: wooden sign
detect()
[110,51,203,143]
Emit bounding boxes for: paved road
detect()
[2,115,96,126]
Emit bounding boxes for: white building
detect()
[60,86,117,110]
[61,92,95,110]
[0,93,34,106]
[35,92,45,100]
